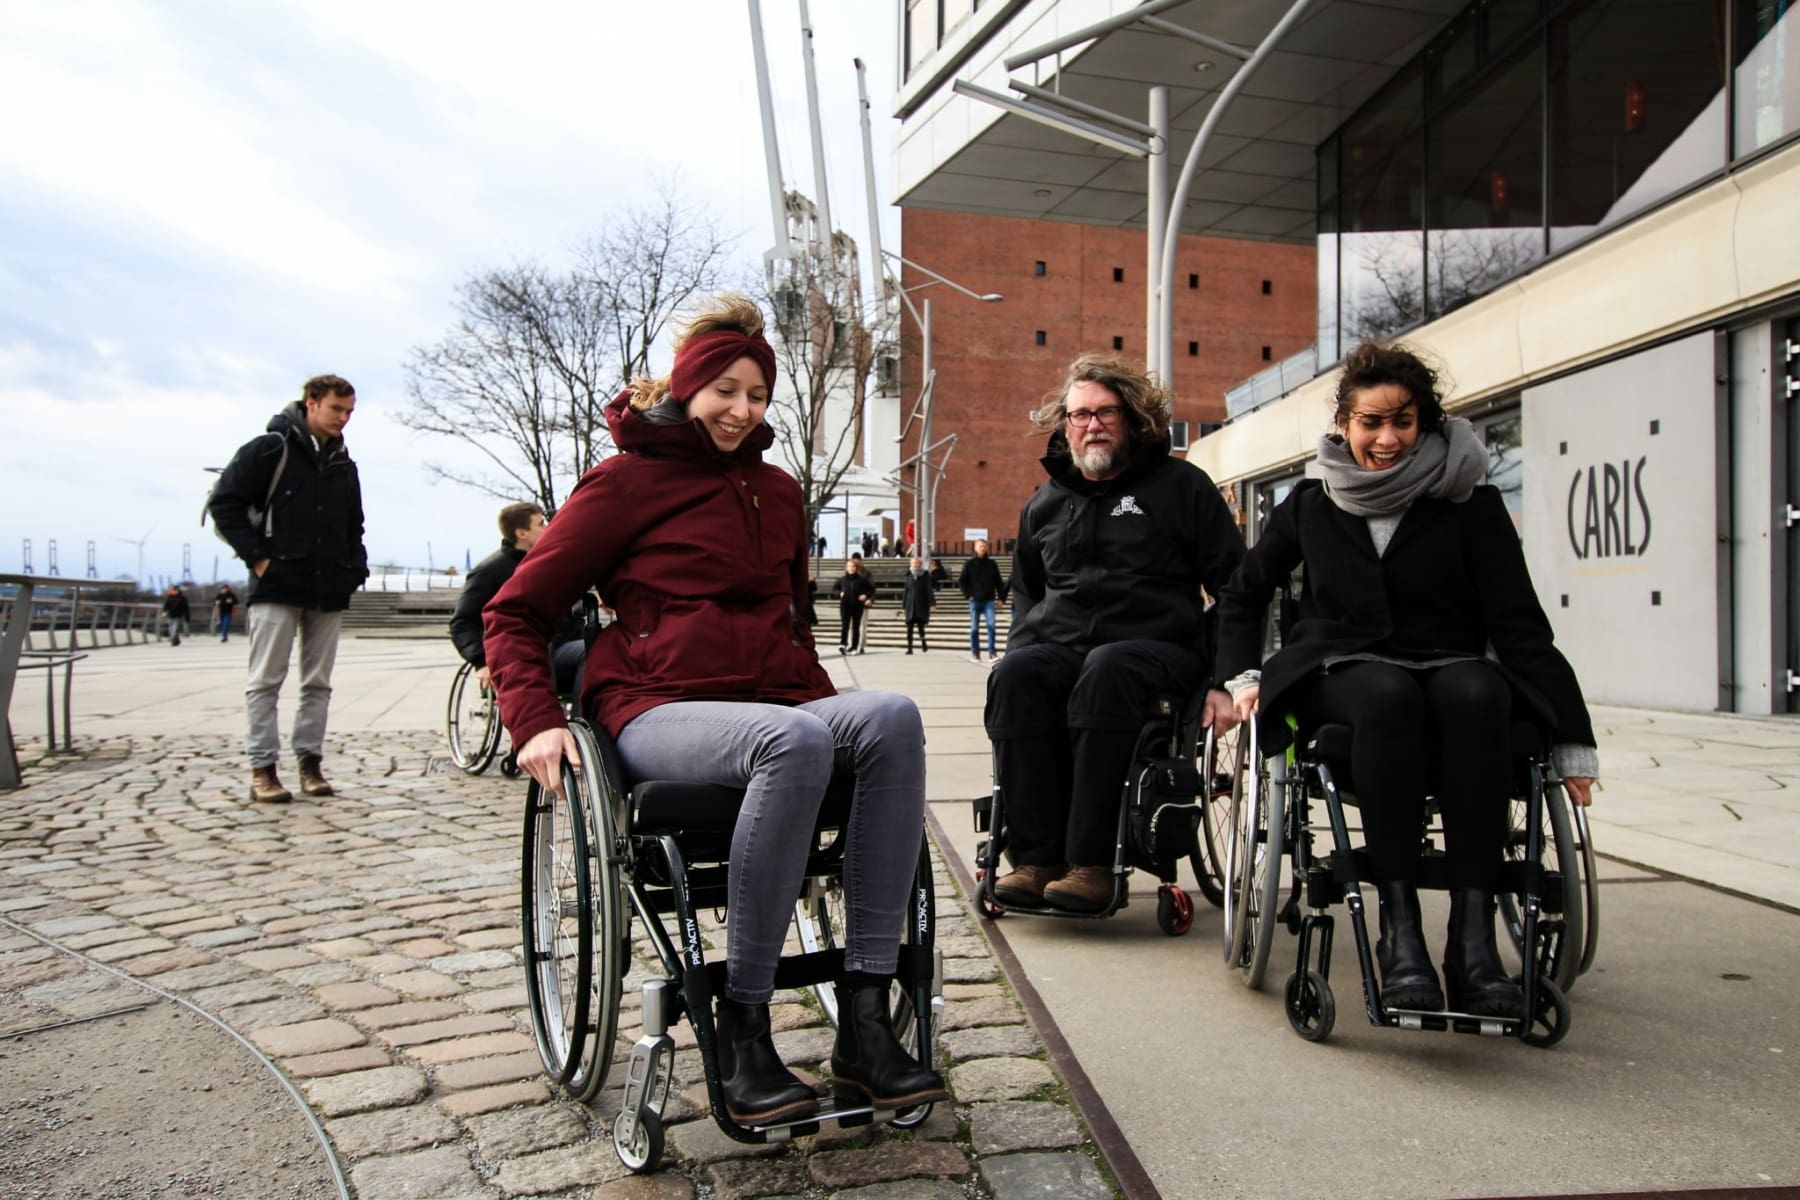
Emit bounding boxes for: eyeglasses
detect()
[1064,405,1124,428]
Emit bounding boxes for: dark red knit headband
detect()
[668,330,777,402]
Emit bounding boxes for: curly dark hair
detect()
[1331,342,1446,431]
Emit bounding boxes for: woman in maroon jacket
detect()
[483,295,945,1126]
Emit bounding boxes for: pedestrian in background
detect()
[958,538,1007,662]
[161,586,190,646]
[833,553,876,654]
[902,555,935,654]
[208,373,368,804]
[213,585,239,643]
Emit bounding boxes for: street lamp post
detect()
[882,250,1001,558]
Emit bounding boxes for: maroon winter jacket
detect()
[483,391,834,746]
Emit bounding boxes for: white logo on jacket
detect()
[1109,495,1145,517]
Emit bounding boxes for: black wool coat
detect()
[1215,479,1594,751]
[902,571,936,623]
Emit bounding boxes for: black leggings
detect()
[838,607,864,650]
[1294,660,1512,890]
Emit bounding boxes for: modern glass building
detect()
[894,0,1798,714]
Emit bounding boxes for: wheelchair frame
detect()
[1223,713,1597,1048]
[520,718,943,1174]
[972,695,1232,936]
[445,660,504,775]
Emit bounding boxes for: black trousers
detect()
[1293,659,1512,890]
[906,619,929,651]
[838,607,864,650]
[985,640,1207,866]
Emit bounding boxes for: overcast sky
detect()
[0,0,902,586]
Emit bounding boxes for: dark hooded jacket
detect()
[1008,431,1244,660]
[484,391,833,745]
[208,401,367,610]
[450,543,584,667]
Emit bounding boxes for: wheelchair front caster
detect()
[974,871,1005,919]
[892,1101,934,1130]
[1519,976,1570,1049]
[613,1107,664,1173]
[1284,969,1335,1042]
[500,753,522,779]
[1156,884,1194,936]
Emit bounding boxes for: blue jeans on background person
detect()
[614,691,925,1004]
[219,613,233,642]
[968,599,997,656]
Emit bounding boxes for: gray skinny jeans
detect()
[245,603,343,767]
[615,691,926,1004]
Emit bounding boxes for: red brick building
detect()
[897,208,1315,551]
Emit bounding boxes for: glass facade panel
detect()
[1479,410,1525,534]
[1317,137,1341,365]
[1736,0,1800,153]
[906,0,935,74]
[943,0,975,38]
[1427,44,1546,316]
[1547,0,1728,252]
[1339,68,1425,345]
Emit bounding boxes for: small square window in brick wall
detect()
[1113,267,1124,282]
[1034,261,1046,276]
[1188,273,1199,289]
[1187,341,1198,356]
[1262,346,1272,360]
[1035,330,1047,346]
[1112,336,1123,350]
[1261,279,1272,295]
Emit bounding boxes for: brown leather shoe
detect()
[250,766,292,804]
[296,755,334,798]
[992,863,1065,906]
[1042,865,1115,913]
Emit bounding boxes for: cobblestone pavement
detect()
[0,731,1116,1200]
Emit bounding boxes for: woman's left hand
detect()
[1563,776,1595,806]
[1201,688,1238,734]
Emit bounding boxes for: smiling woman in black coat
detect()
[1216,342,1597,1021]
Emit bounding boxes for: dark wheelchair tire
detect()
[1499,778,1583,994]
[446,661,501,774]
[1284,969,1335,1042]
[1519,975,1571,1049]
[1157,884,1195,936]
[1226,728,1284,989]
[560,723,631,1101]
[1189,724,1232,910]
[521,775,593,1086]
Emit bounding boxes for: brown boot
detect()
[992,863,1066,906]
[1042,865,1115,913]
[250,766,292,804]
[296,755,334,798]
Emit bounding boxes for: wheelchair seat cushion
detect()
[1302,720,1546,791]
[632,773,857,836]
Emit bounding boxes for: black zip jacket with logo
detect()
[1008,432,1244,660]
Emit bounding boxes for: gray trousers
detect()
[245,603,344,768]
[615,691,926,1004]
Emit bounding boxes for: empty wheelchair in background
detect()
[1222,709,1597,1048]
[973,692,1232,936]
[521,718,942,1174]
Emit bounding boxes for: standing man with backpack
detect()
[208,374,368,804]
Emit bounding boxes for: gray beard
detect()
[1073,438,1122,476]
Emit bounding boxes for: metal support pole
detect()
[1147,85,1169,374]
[797,0,834,261]
[1159,0,1316,387]
[920,297,933,556]
[747,0,792,263]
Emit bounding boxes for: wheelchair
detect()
[520,718,943,1174]
[1222,706,1598,1048]
[972,691,1233,936]
[445,660,518,776]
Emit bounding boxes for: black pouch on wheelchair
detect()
[1127,758,1203,874]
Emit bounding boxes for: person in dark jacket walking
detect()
[985,353,1245,913]
[161,586,190,646]
[957,540,1007,662]
[208,374,368,804]
[212,585,239,642]
[901,555,936,654]
[449,503,585,695]
[831,554,877,654]
[484,294,945,1127]
[1216,342,1597,1019]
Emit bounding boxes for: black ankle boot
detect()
[1375,880,1444,1012]
[715,998,818,1124]
[1443,888,1525,1019]
[830,983,948,1110]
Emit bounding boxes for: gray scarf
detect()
[1308,416,1487,517]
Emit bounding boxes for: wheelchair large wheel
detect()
[1188,724,1232,909]
[1224,728,1284,989]
[1572,804,1600,977]
[1499,777,1584,994]
[521,774,592,1086]
[564,722,631,1101]
[447,661,502,773]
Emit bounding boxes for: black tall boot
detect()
[1375,880,1444,1012]
[1443,888,1525,1018]
[715,998,818,1124]
[830,982,949,1110]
